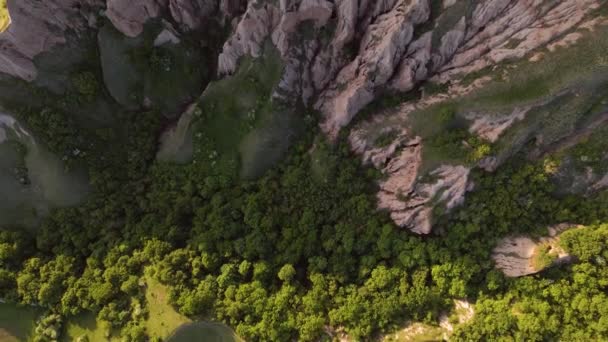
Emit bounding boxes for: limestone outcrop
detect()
[1,0,606,236]
[316,0,430,138]
[169,0,217,30]
[378,161,470,235]
[0,0,102,81]
[493,224,581,277]
[219,0,599,137]
[217,0,280,75]
[106,0,166,37]
[0,0,233,82]
[107,0,224,36]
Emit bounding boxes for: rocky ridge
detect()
[0,0,103,81]
[0,0,243,82]
[1,0,607,235]
[214,0,604,234]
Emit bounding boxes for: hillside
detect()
[0,0,608,341]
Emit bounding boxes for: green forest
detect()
[2,91,608,340]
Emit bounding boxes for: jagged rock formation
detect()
[106,0,165,37]
[217,1,280,75]
[213,0,605,234]
[0,0,103,81]
[0,0,240,82]
[378,160,470,234]
[106,0,228,37]
[316,0,431,137]
[493,223,580,277]
[1,0,607,234]
[348,77,491,233]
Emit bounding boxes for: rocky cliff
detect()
[1,0,607,234]
[214,0,607,234]
[493,223,581,277]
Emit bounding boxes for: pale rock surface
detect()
[389,32,432,92]
[169,0,217,30]
[375,136,470,234]
[440,299,474,334]
[438,0,598,80]
[154,27,181,46]
[310,0,358,92]
[107,0,225,36]
[316,0,430,138]
[593,173,608,191]
[345,0,601,232]
[318,0,598,138]
[106,0,166,37]
[467,107,529,143]
[217,0,281,75]
[443,0,457,9]
[493,223,580,277]
[492,236,539,277]
[0,0,102,81]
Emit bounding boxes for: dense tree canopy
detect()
[2,108,608,341]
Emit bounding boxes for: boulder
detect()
[169,0,217,30]
[106,0,166,37]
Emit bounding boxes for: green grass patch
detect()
[146,277,191,340]
[374,130,400,148]
[408,102,492,170]
[383,323,444,342]
[0,303,41,342]
[167,322,242,342]
[423,81,450,97]
[189,40,305,180]
[99,20,209,114]
[473,76,551,107]
[353,90,421,128]
[61,312,116,342]
[463,25,608,111]
[407,24,608,170]
[531,242,558,270]
[457,66,493,87]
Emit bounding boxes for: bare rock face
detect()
[309,0,357,92]
[351,121,470,234]
[2,0,603,236]
[492,236,539,277]
[493,224,581,277]
[217,0,280,75]
[312,0,599,138]
[220,0,244,18]
[215,0,602,235]
[382,164,469,235]
[169,0,217,30]
[437,0,600,80]
[316,0,430,138]
[0,0,237,82]
[0,0,102,81]
[106,0,167,37]
[467,107,529,143]
[107,0,224,36]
